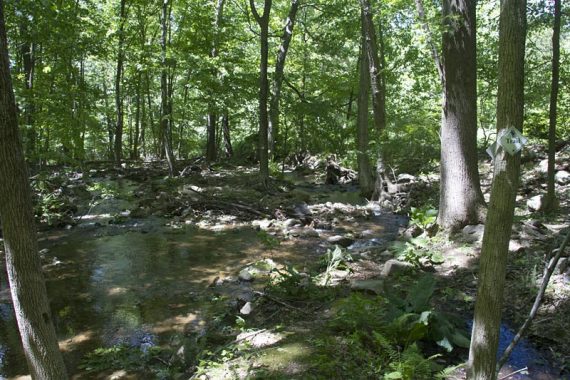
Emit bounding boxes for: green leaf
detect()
[437,337,453,352]
[385,371,404,379]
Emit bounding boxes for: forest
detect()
[0,0,569,379]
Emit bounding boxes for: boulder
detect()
[381,259,414,277]
[555,170,570,185]
[327,235,355,248]
[527,195,545,212]
[462,224,485,243]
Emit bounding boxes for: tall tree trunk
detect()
[543,0,561,212]
[356,29,374,198]
[103,81,114,160]
[222,110,233,158]
[161,0,176,176]
[268,0,300,158]
[359,0,385,132]
[206,0,225,162]
[438,0,486,231]
[467,0,527,378]
[20,22,35,160]
[0,2,69,378]
[250,0,272,186]
[414,0,444,83]
[133,72,141,160]
[114,0,127,165]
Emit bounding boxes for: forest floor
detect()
[1,145,569,379]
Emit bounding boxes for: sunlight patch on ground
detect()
[151,313,200,334]
[59,330,95,352]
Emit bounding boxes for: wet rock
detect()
[381,259,414,277]
[327,235,355,248]
[555,170,570,184]
[527,194,545,212]
[403,225,423,240]
[240,302,253,315]
[238,269,253,282]
[288,226,319,238]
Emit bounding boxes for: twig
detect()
[498,366,528,380]
[253,291,310,314]
[497,227,570,372]
[185,186,269,217]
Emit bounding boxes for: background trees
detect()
[0,0,68,377]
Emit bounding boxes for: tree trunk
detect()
[250,0,272,186]
[414,0,444,83]
[268,0,300,158]
[132,72,141,160]
[161,0,176,176]
[206,113,217,162]
[0,2,69,377]
[20,21,35,160]
[467,0,527,378]
[222,110,233,158]
[114,0,127,165]
[543,0,561,212]
[206,0,225,163]
[356,28,374,198]
[438,0,486,231]
[359,0,385,132]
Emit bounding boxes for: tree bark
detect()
[114,0,127,165]
[19,21,36,160]
[414,0,444,83]
[0,2,69,377]
[467,0,527,378]
[268,0,300,158]
[161,0,176,176]
[543,0,561,212]
[356,25,374,198]
[359,0,385,132]
[222,110,233,158]
[206,0,225,163]
[250,0,272,186]
[438,0,486,231]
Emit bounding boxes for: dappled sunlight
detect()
[59,330,96,352]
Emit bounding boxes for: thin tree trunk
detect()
[359,0,385,132]
[132,72,141,160]
[222,110,233,158]
[114,0,127,165]
[103,81,114,160]
[0,2,69,377]
[161,0,176,176]
[467,0,527,378]
[438,0,486,231]
[20,22,35,160]
[268,0,300,158]
[543,0,561,212]
[414,0,444,84]
[356,26,374,198]
[250,0,272,186]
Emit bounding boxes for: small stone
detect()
[555,170,570,184]
[283,218,301,228]
[327,235,355,248]
[462,224,485,242]
[240,302,253,315]
[556,258,569,274]
[538,159,549,173]
[508,240,526,253]
[527,195,545,212]
[238,269,253,282]
[350,279,384,295]
[381,259,414,277]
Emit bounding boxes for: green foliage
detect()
[389,237,445,267]
[318,245,353,286]
[257,230,281,250]
[409,206,438,229]
[80,345,179,379]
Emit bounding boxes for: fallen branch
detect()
[499,366,528,380]
[253,291,310,315]
[497,227,570,372]
[185,186,269,217]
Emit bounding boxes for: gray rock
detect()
[238,269,253,282]
[508,240,526,253]
[555,170,570,184]
[538,159,549,173]
[283,218,301,228]
[527,195,545,212]
[556,257,569,275]
[381,259,414,277]
[350,279,384,295]
[327,235,355,248]
[462,224,485,242]
[240,302,253,315]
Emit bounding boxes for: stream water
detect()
[0,176,565,379]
